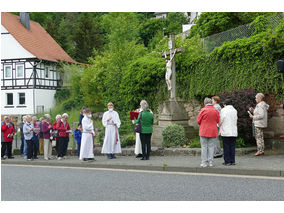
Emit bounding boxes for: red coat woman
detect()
[1,120,15,159]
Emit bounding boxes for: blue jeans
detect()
[24,139,27,157]
[77,142,81,157]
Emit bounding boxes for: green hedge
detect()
[162,124,187,147]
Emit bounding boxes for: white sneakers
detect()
[200,162,213,167]
[57,157,62,160]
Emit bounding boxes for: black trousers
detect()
[222,137,236,164]
[1,142,12,157]
[26,139,35,160]
[58,137,69,157]
[140,133,152,159]
[20,137,24,155]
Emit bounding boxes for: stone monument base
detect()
[152,99,198,147]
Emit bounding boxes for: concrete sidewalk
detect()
[2,153,284,178]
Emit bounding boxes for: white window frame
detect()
[4,65,12,79]
[16,64,24,78]
[6,93,13,105]
[18,92,26,105]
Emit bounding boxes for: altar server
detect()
[79,109,95,161]
[101,102,121,159]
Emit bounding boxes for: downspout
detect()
[32,59,42,114]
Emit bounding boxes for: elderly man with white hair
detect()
[134,100,154,160]
[56,113,71,160]
[197,97,220,167]
[42,114,53,160]
[102,102,122,159]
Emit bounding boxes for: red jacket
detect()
[1,122,15,142]
[197,105,220,137]
[56,120,71,138]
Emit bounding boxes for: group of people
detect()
[2,93,269,166]
[197,93,269,167]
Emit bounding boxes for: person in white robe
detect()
[79,109,95,161]
[101,102,121,159]
[132,107,143,158]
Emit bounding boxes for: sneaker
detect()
[27,159,32,161]
[44,158,49,160]
[200,163,207,168]
[58,157,62,160]
[222,162,231,166]
[209,163,213,167]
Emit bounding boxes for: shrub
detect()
[95,131,105,145]
[188,136,201,148]
[54,88,71,103]
[218,89,257,143]
[121,134,136,148]
[162,124,187,147]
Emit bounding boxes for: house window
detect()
[19,93,25,105]
[16,65,24,78]
[7,93,13,105]
[4,66,12,78]
[45,67,49,78]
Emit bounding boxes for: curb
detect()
[2,160,284,178]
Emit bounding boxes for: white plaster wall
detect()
[1,89,34,115]
[34,89,56,113]
[1,25,36,60]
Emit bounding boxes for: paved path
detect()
[2,165,284,201]
[2,154,284,177]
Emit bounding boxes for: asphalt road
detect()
[2,165,284,201]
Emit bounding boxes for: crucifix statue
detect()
[162,33,185,100]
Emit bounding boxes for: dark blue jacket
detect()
[74,129,82,144]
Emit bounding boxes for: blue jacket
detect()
[74,129,82,144]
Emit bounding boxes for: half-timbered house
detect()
[1,12,75,122]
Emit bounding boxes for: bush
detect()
[121,134,136,148]
[54,88,71,103]
[188,136,201,148]
[162,124,187,147]
[95,131,105,145]
[218,89,257,143]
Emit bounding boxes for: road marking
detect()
[2,164,284,180]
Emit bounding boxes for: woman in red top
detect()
[197,97,220,168]
[53,114,61,155]
[56,113,71,160]
[1,116,15,159]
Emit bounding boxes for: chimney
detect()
[20,12,30,30]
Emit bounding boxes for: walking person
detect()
[19,115,27,156]
[101,102,121,159]
[56,113,71,160]
[197,97,220,167]
[249,93,269,156]
[79,109,95,161]
[1,116,15,160]
[219,99,238,166]
[74,124,82,158]
[134,100,154,160]
[42,114,53,160]
[23,115,35,161]
[212,96,223,158]
[31,116,40,159]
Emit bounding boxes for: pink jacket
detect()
[197,105,220,137]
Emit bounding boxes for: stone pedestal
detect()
[152,99,197,147]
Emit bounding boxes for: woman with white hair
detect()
[102,102,121,159]
[23,115,34,161]
[56,113,71,160]
[249,93,269,156]
[197,97,220,167]
[42,114,53,160]
[134,100,154,160]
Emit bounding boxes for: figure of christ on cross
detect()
[162,34,185,100]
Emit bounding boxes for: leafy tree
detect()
[73,13,104,63]
[165,12,188,35]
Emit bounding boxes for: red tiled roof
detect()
[1,12,75,63]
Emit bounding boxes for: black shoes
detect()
[141,157,146,160]
[230,163,236,165]
[214,155,223,158]
[136,154,143,158]
[8,156,14,159]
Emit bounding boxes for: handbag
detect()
[134,111,143,133]
[53,130,59,138]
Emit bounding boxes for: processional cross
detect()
[162,33,185,100]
